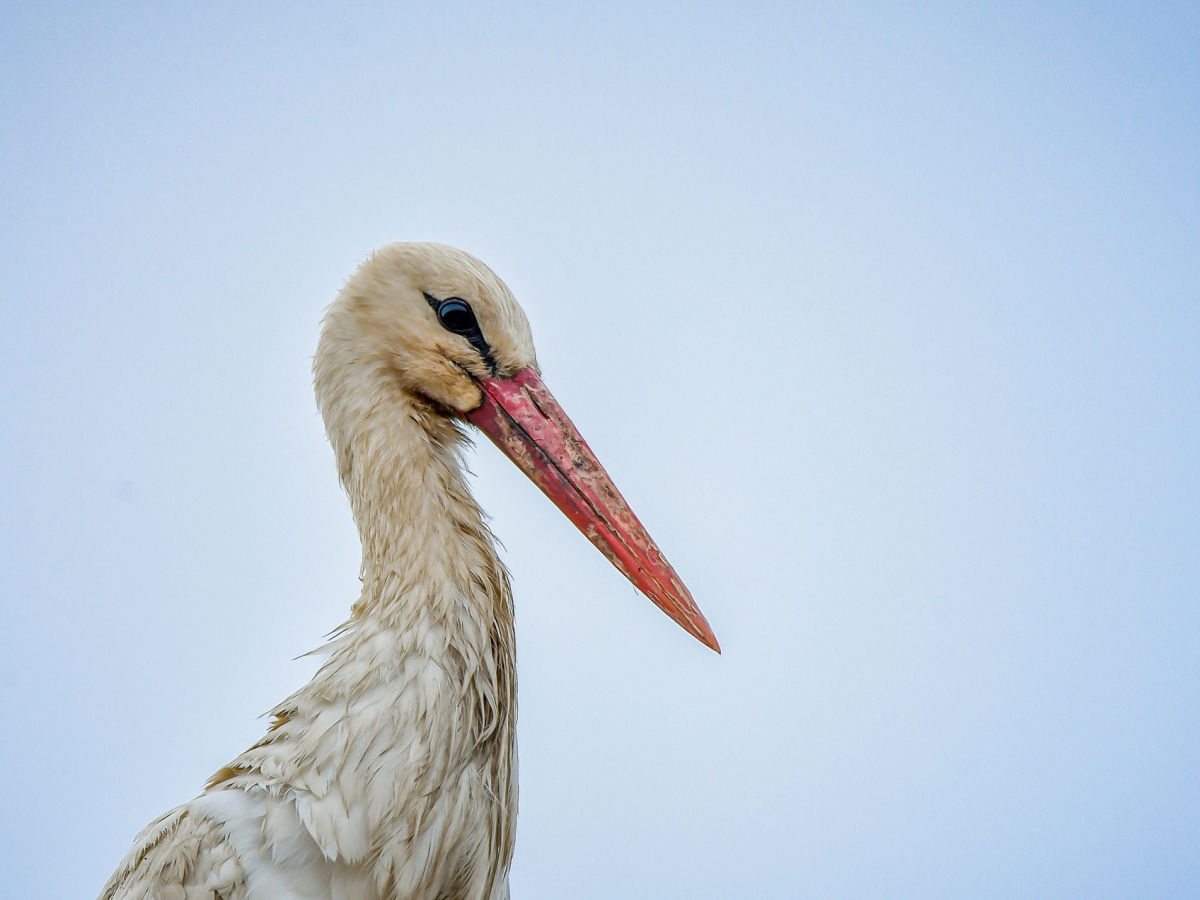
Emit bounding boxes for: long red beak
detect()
[465,367,720,652]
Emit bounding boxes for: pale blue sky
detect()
[2,3,1198,898]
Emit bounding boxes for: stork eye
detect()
[436,298,478,335]
[424,293,499,373]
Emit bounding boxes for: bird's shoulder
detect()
[99,801,245,900]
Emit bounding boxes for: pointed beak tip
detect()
[698,628,722,654]
[677,608,720,653]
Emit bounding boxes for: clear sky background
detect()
[1,3,1197,898]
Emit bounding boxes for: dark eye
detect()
[437,298,478,335]
[424,293,499,373]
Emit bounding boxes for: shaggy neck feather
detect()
[319,360,514,682]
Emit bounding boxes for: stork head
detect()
[316,242,719,652]
[316,242,538,415]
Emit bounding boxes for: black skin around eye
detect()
[424,293,498,374]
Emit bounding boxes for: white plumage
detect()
[100,242,716,900]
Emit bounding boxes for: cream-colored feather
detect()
[101,244,537,900]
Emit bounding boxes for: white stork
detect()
[99,242,719,900]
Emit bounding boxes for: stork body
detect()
[100,244,716,900]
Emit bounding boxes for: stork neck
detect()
[326,369,503,628]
